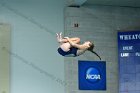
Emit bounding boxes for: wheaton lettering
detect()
[119,34,140,40]
[86,74,101,80]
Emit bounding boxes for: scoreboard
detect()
[118,31,140,93]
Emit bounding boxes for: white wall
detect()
[64,6,140,93]
[0,0,65,93]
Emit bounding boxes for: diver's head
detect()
[87,42,94,51]
[84,41,94,50]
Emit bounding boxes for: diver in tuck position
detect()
[56,32,101,60]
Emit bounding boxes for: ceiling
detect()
[67,0,140,7]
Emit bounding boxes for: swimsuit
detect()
[57,47,78,57]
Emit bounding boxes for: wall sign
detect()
[118,31,140,93]
[78,60,106,90]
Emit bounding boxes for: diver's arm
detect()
[65,37,88,50]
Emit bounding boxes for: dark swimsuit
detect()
[57,47,78,57]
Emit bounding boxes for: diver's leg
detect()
[60,42,71,52]
[63,37,80,44]
[57,36,80,44]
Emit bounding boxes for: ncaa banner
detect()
[78,60,106,90]
[118,31,140,93]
